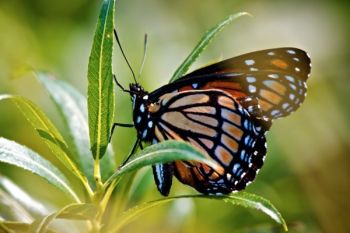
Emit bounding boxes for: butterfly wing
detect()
[150,47,311,120]
[149,89,267,194]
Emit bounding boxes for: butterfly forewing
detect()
[151,47,311,120]
[185,47,311,79]
[150,90,267,194]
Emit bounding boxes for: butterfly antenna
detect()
[137,33,148,80]
[114,28,137,83]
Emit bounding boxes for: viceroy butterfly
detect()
[113,45,311,196]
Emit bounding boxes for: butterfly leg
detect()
[237,96,272,132]
[113,74,131,93]
[152,163,174,196]
[109,122,134,142]
[118,138,141,169]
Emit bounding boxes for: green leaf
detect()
[0,95,87,196]
[0,222,57,233]
[109,192,287,233]
[54,204,97,220]
[30,203,97,233]
[0,222,31,233]
[0,176,48,217]
[105,140,220,186]
[0,138,79,202]
[0,189,33,223]
[87,0,116,159]
[127,169,153,203]
[170,12,250,83]
[35,72,115,183]
[223,192,287,231]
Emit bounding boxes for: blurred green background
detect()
[1,0,350,232]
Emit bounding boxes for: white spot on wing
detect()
[245,59,255,66]
[250,67,259,71]
[248,85,256,93]
[287,49,296,54]
[285,75,295,83]
[271,110,280,116]
[140,104,145,113]
[244,136,250,145]
[136,116,141,124]
[243,119,249,129]
[142,129,148,138]
[282,103,289,109]
[247,76,256,83]
[295,67,300,72]
[268,74,279,79]
[267,51,275,56]
[232,164,240,175]
[155,165,163,184]
[293,57,300,62]
[240,150,246,161]
[148,121,153,128]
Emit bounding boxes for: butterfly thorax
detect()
[130,83,156,141]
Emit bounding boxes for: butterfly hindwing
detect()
[149,90,267,194]
[152,163,174,196]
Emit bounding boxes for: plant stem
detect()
[94,156,103,190]
[83,177,94,198]
[100,180,118,212]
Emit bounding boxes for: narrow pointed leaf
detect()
[0,176,48,217]
[110,192,287,232]
[87,0,116,159]
[105,140,220,186]
[30,203,97,233]
[221,192,287,231]
[0,138,79,202]
[0,95,87,194]
[35,72,115,182]
[0,222,32,233]
[0,222,55,233]
[170,12,250,82]
[0,189,33,223]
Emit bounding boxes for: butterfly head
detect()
[129,83,154,140]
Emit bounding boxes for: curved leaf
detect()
[30,203,97,233]
[0,189,33,223]
[170,12,250,82]
[0,222,32,233]
[105,140,220,186]
[35,72,115,183]
[0,95,87,195]
[87,0,116,159]
[221,192,287,231]
[110,192,287,232]
[0,138,79,202]
[0,176,48,217]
